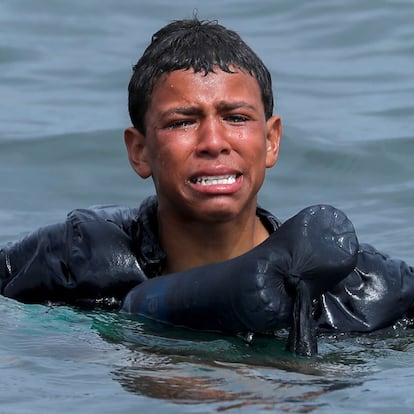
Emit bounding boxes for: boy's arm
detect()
[0,208,147,307]
[316,243,414,332]
[122,204,359,356]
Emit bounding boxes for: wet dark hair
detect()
[128,18,274,134]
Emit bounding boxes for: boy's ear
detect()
[265,115,282,168]
[124,127,152,178]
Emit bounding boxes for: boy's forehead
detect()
[150,68,261,101]
[152,66,256,89]
[150,68,259,100]
[144,68,265,121]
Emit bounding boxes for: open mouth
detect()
[191,175,239,186]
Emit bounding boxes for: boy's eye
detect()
[166,119,193,129]
[226,114,249,123]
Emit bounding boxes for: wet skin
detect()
[124,68,282,272]
[125,68,281,225]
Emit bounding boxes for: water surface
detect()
[1,1,414,412]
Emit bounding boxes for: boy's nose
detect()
[195,118,231,157]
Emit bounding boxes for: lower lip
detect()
[188,175,243,195]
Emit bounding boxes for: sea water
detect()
[1,1,414,412]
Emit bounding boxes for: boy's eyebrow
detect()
[160,101,257,119]
[174,106,203,115]
[216,101,257,112]
[160,106,203,119]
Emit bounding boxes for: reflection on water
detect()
[112,362,347,412]
[92,312,411,412]
[2,294,414,413]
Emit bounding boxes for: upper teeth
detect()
[193,175,237,186]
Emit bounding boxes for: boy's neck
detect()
[158,208,270,274]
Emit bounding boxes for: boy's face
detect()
[125,68,281,224]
